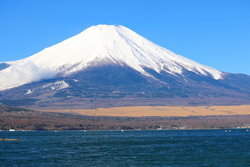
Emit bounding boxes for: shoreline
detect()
[1,127,250,132]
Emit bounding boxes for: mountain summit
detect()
[27,25,222,78]
[1,25,222,91]
[1,25,250,108]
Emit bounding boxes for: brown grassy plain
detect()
[41,105,250,117]
[2,104,250,130]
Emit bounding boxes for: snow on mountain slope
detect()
[25,80,69,95]
[0,25,223,91]
[0,60,57,91]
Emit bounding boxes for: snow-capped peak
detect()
[0,24,223,91]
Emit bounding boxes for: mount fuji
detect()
[0,25,250,108]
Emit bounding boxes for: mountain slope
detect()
[25,25,223,79]
[0,25,250,108]
[0,25,223,91]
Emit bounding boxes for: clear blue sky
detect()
[1,0,250,75]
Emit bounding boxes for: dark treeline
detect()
[1,104,250,131]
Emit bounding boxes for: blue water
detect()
[0,130,250,166]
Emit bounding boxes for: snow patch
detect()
[25,89,33,95]
[42,81,69,90]
[24,81,69,95]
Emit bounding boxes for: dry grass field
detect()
[2,104,250,130]
[41,105,250,117]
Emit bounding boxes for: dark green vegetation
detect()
[0,98,38,106]
[1,104,250,131]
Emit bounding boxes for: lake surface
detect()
[0,129,250,166]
